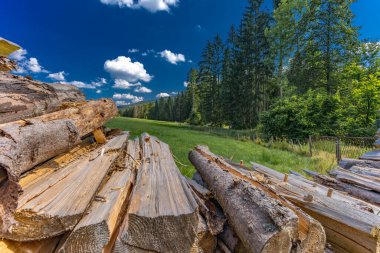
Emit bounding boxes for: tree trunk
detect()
[0,133,129,241]
[57,139,139,253]
[0,72,85,124]
[0,99,118,226]
[189,146,300,253]
[115,133,199,253]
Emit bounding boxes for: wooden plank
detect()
[249,162,380,253]
[339,158,380,170]
[115,133,198,253]
[329,168,380,193]
[303,169,380,206]
[0,236,61,253]
[0,99,118,230]
[0,72,84,124]
[189,146,303,253]
[0,132,129,241]
[56,139,139,253]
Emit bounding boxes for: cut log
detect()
[218,224,247,253]
[249,162,380,253]
[0,132,129,241]
[303,169,380,206]
[115,133,199,253]
[191,213,217,253]
[0,99,118,229]
[56,138,139,253]
[187,178,226,236]
[189,146,301,253]
[329,168,380,193]
[0,236,62,253]
[339,158,380,170]
[0,72,85,124]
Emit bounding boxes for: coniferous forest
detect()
[121,0,380,139]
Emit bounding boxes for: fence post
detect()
[336,138,342,162]
[308,136,313,157]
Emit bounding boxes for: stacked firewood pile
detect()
[188,143,380,253]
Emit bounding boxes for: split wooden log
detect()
[339,158,380,170]
[329,168,380,193]
[0,98,118,228]
[56,138,139,253]
[0,132,129,241]
[190,146,304,253]
[249,162,380,253]
[0,236,62,253]
[191,213,217,253]
[115,133,199,253]
[218,224,247,253]
[360,150,380,161]
[303,169,380,206]
[348,165,380,178]
[0,72,85,124]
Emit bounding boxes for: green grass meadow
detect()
[107,117,333,177]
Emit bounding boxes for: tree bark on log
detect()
[0,72,85,124]
[303,169,380,206]
[0,99,118,229]
[249,162,380,253]
[329,168,380,193]
[339,158,380,170]
[57,139,139,253]
[0,133,129,241]
[0,236,62,253]
[115,133,198,253]
[189,146,301,253]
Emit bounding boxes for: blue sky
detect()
[1,0,379,106]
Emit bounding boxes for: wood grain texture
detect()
[250,162,380,253]
[0,236,61,253]
[0,99,118,231]
[191,213,217,253]
[0,133,129,241]
[339,158,380,170]
[0,72,84,124]
[360,150,380,161]
[329,168,380,193]
[189,146,300,253]
[57,139,139,253]
[115,133,199,253]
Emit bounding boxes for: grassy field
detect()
[107,117,334,177]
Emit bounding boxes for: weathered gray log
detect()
[186,178,226,236]
[189,146,301,253]
[115,133,198,253]
[303,169,380,206]
[57,138,139,253]
[360,150,380,161]
[0,99,118,230]
[339,158,380,170]
[250,162,380,253]
[348,165,380,178]
[0,236,62,253]
[329,168,380,193]
[0,132,129,241]
[375,139,380,148]
[0,72,85,124]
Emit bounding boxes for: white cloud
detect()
[48,71,66,81]
[104,56,153,83]
[170,91,177,95]
[28,58,47,73]
[91,77,107,87]
[9,49,27,61]
[100,0,179,13]
[184,81,189,87]
[128,48,139,53]
[159,50,186,65]
[96,89,102,94]
[156,92,170,98]
[113,79,141,89]
[64,80,96,89]
[141,52,148,57]
[134,86,152,93]
[115,100,130,106]
[113,93,144,103]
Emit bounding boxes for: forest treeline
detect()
[121,0,380,139]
